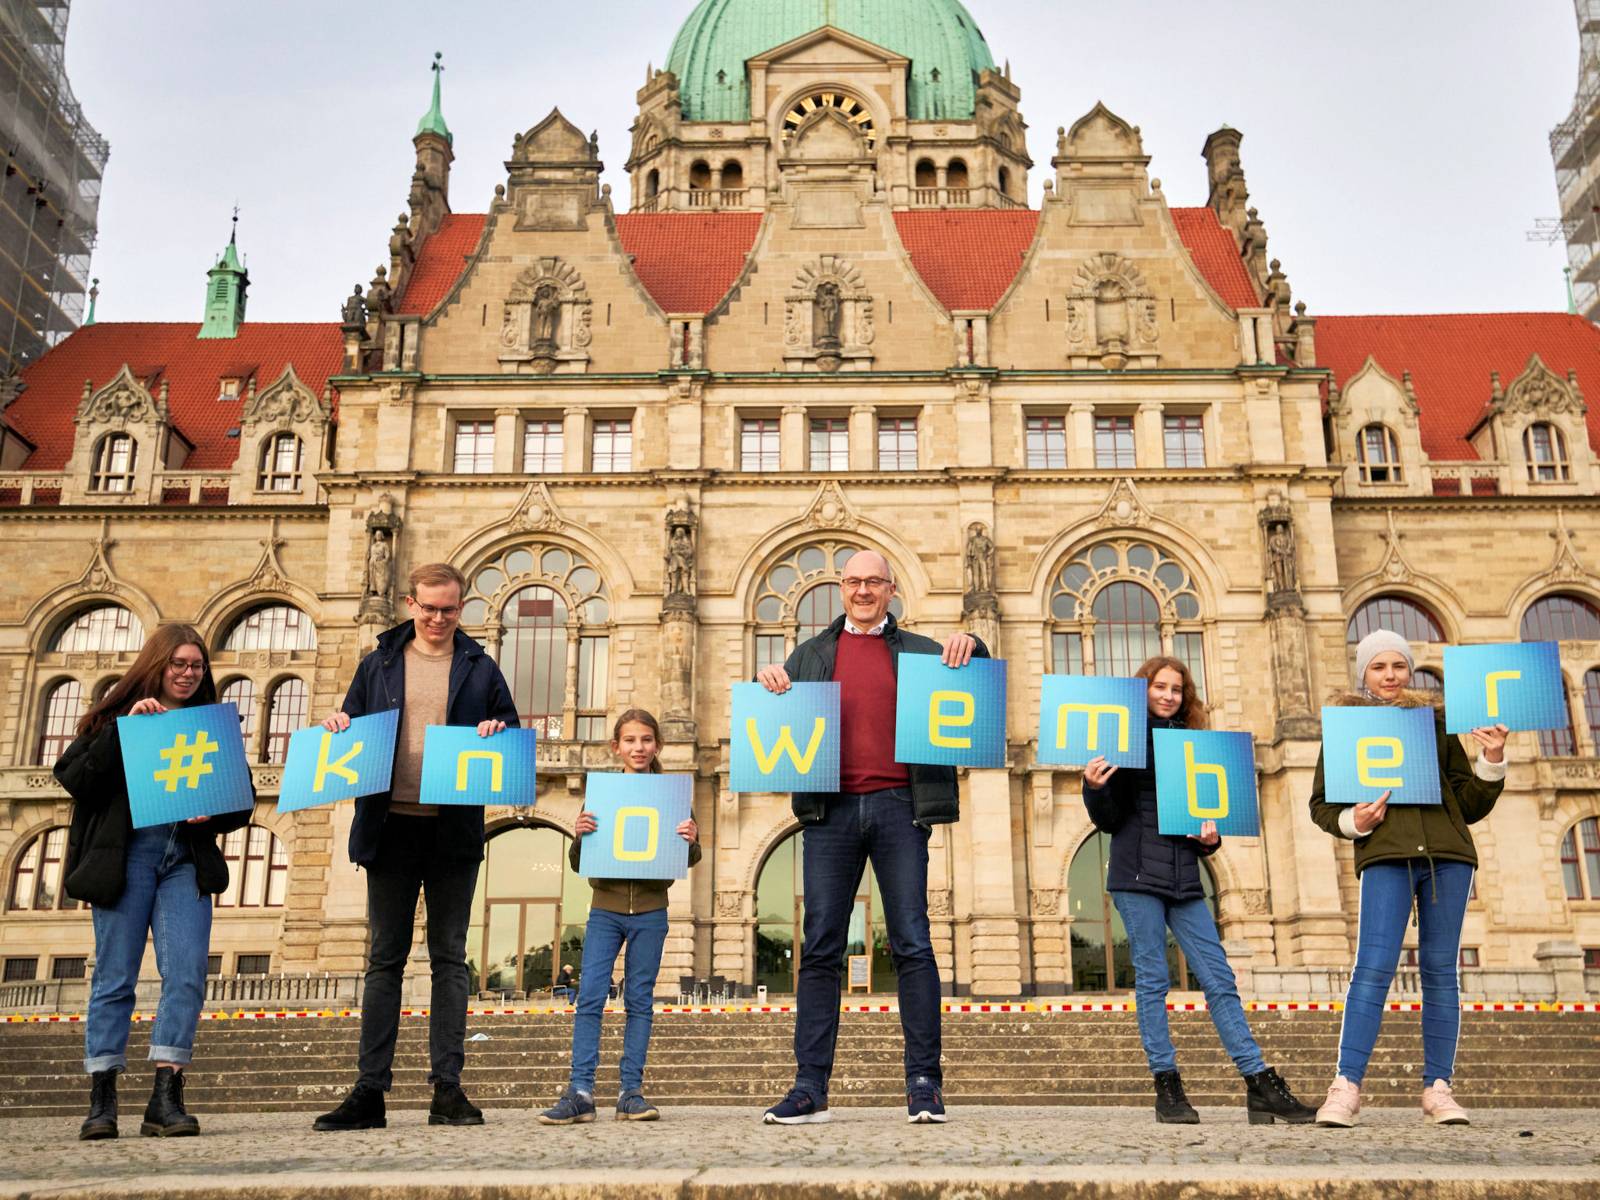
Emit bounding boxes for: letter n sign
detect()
[894,654,1007,768]
[729,682,840,792]
[418,725,538,807]
[1153,729,1260,837]
[278,709,400,813]
[1320,705,1441,806]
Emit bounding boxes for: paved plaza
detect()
[2,1106,1597,1198]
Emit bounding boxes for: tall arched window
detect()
[263,678,307,765]
[946,158,970,190]
[459,545,612,741]
[48,605,144,653]
[1356,424,1401,483]
[755,829,896,995]
[257,433,304,492]
[644,169,659,200]
[751,541,905,674]
[1048,541,1206,694]
[215,825,288,908]
[721,160,744,192]
[1585,669,1600,754]
[1524,423,1570,483]
[7,826,78,911]
[998,166,1011,198]
[467,824,590,994]
[689,160,711,191]
[914,158,936,189]
[1347,595,1445,645]
[36,679,83,764]
[1521,593,1600,642]
[222,604,316,652]
[90,433,136,492]
[219,677,259,755]
[1560,816,1600,900]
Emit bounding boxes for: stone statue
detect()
[358,494,403,624]
[341,285,368,329]
[814,283,842,349]
[665,523,695,598]
[1267,521,1297,594]
[532,283,561,347]
[964,522,996,597]
[365,528,393,602]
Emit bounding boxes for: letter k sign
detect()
[313,732,363,792]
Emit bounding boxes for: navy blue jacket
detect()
[1081,717,1219,902]
[342,621,520,867]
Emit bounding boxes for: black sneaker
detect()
[907,1075,946,1124]
[429,1081,484,1126]
[313,1082,386,1132]
[1153,1069,1199,1124]
[762,1087,830,1125]
[615,1089,660,1121]
[537,1086,596,1125]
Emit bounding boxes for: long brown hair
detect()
[611,707,663,773]
[77,623,217,738]
[1134,655,1209,730]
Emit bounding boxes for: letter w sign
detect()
[730,683,840,793]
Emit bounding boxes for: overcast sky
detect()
[65,0,1578,324]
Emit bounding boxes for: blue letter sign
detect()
[277,709,400,814]
[894,654,1007,768]
[418,725,537,807]
[1153,728,1259,838]
[730,682,840,792]
[118,703,255,829]
[578,772,693,881]
[1037,675,1148,769]
[1443,642,1567,735]
[1320,705,1441,807]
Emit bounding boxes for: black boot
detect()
[429,1081,484,1126]
[1153,1069,1199,1124]
[312,1082,386,1132]
[140,1067,199,1137]
[1244,1066,1317,1125]
[78,1068,119,1140]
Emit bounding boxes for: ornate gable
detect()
[74,364,166,429]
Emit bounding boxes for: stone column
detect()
[965,771,1023,996]
[1135,400,1163,468]
[780,404,806,471]
[1068,401,1095,467]
[562,406,587,472]
[493,407,519,474]
[849,405,875,471]
[1534,940,1587,998]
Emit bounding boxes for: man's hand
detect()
[940,632,978,667]
[476,719,507,737]
[321,711,351,733]
[756,664,792,694]
[678,818,698,844]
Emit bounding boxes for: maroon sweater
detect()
[833,630,909,795]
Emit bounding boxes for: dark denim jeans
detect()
[356,815,480,1091]
[568,906,669,1095]
[793,787,939,1099]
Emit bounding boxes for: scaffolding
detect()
[1545,0,1600,321]
[0,0,106,371]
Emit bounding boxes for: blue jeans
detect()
[85,823,213,1073]
[1338,859,1473,1087]
[1111,890,1265,1078]
[794,788,939,1098]
[569,906,669,1095]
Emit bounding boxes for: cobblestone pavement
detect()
[3,1106,1597,1198]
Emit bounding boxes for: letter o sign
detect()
[613,806,660,862]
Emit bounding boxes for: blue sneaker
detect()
[762,1087,831,1125]
[907,1076,946,1124]
[537,1086,595,1125]
[615,1090,659,1121]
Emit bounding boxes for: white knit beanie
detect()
[1354,629,1415,686]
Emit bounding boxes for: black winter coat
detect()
[777,613,989,828]
[1082,717,1220,902]
[54,718,253,908]
[342,621,520,867]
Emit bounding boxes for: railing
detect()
[1427,462,1508,496]
[0,471,65,506]
[685,188,747,209]
[910,187,972,208]
[0,974,368,1014]
[633,194,660,214]
[154,472,233,505]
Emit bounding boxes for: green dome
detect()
[666,0,996,124]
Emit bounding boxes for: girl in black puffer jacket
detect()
[1083,655,1313,1126]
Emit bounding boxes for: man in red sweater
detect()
[756,550,987,1126]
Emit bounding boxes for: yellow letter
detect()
[313,733,363,793]
[1184,740,1229,820]
[1484,669,1521,719]
[929,691,974,749]
[455,750,503,793]
[745,717,827,775]
[1356,736,1404,788]
[1057,703,1130,752]
[613,806,660,862]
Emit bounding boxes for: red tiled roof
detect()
[892,210,1039,313]
[395,214,488,315]
[614,212,762,314]
[8,323,344,470]
[1169,207,1259,310]
[1318,313,1600,458]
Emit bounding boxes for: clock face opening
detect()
[782,91,876,151]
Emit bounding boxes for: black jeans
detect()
[793,787,940,1098]
[356,815,480,1091]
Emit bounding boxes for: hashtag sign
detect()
[152,731,218,792]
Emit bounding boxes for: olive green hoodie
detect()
[568,822,701,915]
[1308,689,1505,875]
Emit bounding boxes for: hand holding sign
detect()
[118,703,255,829]
[1443,642,1565,735]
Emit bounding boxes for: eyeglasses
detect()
[167,659,206,675]
[840,577,892,592]
[410,601,461,619]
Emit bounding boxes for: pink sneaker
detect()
[1315,1076,1361,1127]
[1422,1080,1470,1125]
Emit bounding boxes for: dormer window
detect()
[90,433,136,493]
[1525,422,1571,482]
[0,423,32,470]
[1356,423,1402,483]
[218,377,242,402]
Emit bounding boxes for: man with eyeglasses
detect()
[758,550,987,1127]
[313,561,519,1133]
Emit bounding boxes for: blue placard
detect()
[1443,642,1567,734]
[1037,675,1148,769]
[730,682,840,793]
[118,703,255,829]
[577,772,693,881]
[1320,706,1441,807]
[418,725,537,807]
[277,709,401,814]
[1153,728,1259,838]
[894,654,1008,768]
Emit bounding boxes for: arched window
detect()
[90,433,136,492]
[1412,667,1444,692]
[721,160,744,192]
[1048,541,1206,696]
[257,432,304,492]
[48,605,144,653]
[755,828,896,995]
[216,825,287,908]
[1524,423,1570,483]
[219,677,258,754]
[8,826,78,911]
[1356,424,1402,483]
[914,158,936,189]
[222,604,316,653]
[946,158,970,190]
[467,824,590,994]
[751,541,905,674]
[460,545,611,741]
[997,165,1011,198]
[36,679,83,764]
[1521,593,1600,642]
[1347,595,1445,645]
[1584,669,1600,753]
[263,678,307,765]
[1560,816,1600,900]
[644,169,659,199]
[689,160,711,190]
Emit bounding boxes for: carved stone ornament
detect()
[75,365,166,430]
[784,256,875,373]
[1237,888,1271,916]
[509,480,568,534]
[1375,509,1413,584]
[926,889,954,918]
[715,891,743,919]
[802,479,861,531]
[73,518,120,596]
[1257,497,1299,598]
[663,496,698,610]
[1031,888,1062,918]
[1499,353,1586,418]
[498,257,594,374]
[242,365,329,431]
[249,517,292,594]
[1065,253,1160,369]
[358,494,404,623]
[1546,508,1588,585]
[1093,477,1150,528]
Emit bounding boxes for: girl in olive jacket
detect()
[1308,630,1506,1128]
